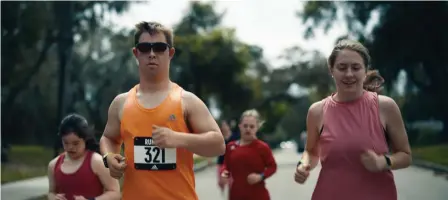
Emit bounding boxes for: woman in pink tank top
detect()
[294,40,412,200]
[47,114,120,200]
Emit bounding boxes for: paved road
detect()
[2,148,447,200]
[196,147,448,200]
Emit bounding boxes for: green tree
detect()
[298,1,448,142]
[1,1,132,151]
[171,1,264,119]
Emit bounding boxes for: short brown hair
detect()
[134,21,174,47]
[328,39,384,93]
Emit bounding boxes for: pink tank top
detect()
[312,91,397,200]
[54,151,103,200]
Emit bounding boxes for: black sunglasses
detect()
[135,42,170,53]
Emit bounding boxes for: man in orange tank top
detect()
[98,21,226,200]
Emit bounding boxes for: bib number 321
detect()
[133,137,176,170]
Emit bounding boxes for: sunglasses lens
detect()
[136,42,169,53]
[152,43,168,52]
[136,43,152,52]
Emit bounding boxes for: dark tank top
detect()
[54,151,103,200]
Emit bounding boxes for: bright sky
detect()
[106,0,351,118]
[108,0,349,68]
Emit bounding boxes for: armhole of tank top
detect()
[374,92,391,147]
[86,151,97,175]
[120,88,136,128]
[177,86,193,133]
[54,154,65,173]
[319,98,328,136]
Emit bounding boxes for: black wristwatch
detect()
[297,160,303,167]
[384,155,392,169]
[103,153,109,168]
[88,198,96,200]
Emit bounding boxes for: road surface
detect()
[196,146,448,200]
[2,147,447,200]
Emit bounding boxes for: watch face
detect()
[103,156,109,168]
[385,156,391,168]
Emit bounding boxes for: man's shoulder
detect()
[112,92,130,111]
[180,90,197,103]
[180,89,206,113]
[112,92,130,120]
[114,92,130,104]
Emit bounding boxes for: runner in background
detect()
[297,131,307,153]
[216,120,234,194]
[228,119,240,141]
[220,109,277,200]
[47,114,120,200]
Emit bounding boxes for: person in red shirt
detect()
[220,109,277,200]
[47,114,120,200]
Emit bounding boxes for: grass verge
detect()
[1,145,53,184]
[412,144,448,167]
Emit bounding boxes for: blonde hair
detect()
[240,109,265,128]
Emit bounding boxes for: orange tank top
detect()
[120,83,198,200]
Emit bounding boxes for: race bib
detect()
[133,137,176,170]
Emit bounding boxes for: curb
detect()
[412,158,448,173]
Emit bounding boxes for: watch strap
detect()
[103,153,110,168]
[384,155,392,169]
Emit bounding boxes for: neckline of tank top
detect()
[329,90,368,106]
[59,151,90,175]
[235,139,258,146]
[133,82,177,112]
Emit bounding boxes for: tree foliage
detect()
[298,1,448,142]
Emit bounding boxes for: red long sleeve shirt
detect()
[221,139,277,200]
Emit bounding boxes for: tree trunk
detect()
[53,1,75,157]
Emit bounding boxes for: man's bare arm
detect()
[99,93,127,155]
[176,91,225,157]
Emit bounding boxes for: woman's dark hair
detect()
[58,113,99,153]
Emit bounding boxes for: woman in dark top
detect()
[47,114,120,200]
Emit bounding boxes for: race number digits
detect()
[133,137,176,170]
